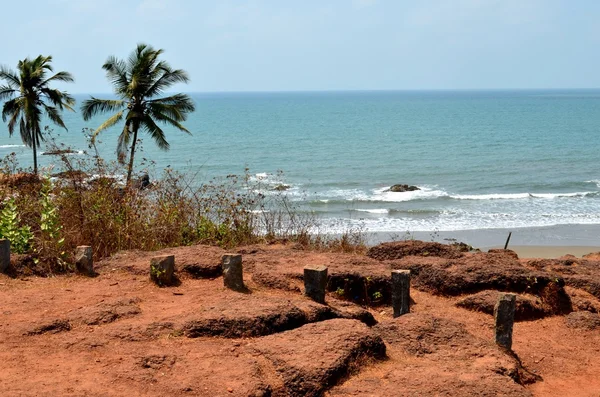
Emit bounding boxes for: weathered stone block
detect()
[304,266,328,304]
[75,246,93,276]
[0,239,9,273]
[494,293,516,349]
[392,270,410,317]
[222,254,244,291]
[150,255,175,286]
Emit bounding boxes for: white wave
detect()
[586,180,600,188]
[356,208,389,214]
[451,192,594,200]
[0,144,25,148]
[318,209,600,234]
[87,174,126,184]
[370,186,449,202]
[319,186,447,203]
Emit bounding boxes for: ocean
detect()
[1,90,600,247]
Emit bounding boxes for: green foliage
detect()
[39,179,64,245]
[81,43,195,185]
[0,55,74,174]
[0,198,33,253]
[150,263,167,286]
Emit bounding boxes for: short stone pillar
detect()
[392,270,411,317]
[304,266,328,304]
[0,239,10,273]
[75,246,94,276]
[222,254,244,291]
[150,255,175,286]
[494,293,516,350]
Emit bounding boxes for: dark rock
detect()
[222,254,245,291]
[42,149,78,156]
[136,173,151,190]
[386,184,420,192]
[0,238,9,273]
[272,184,290,191]
[75,245,94,276]
[150,255,175,286]
[495,293,516,350]
[304,265,328,303]
[391,269,410,317]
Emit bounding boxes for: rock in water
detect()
[386,184,420,192]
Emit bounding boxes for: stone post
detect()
[392,270,411,317]
[304,266,328,304]
[75,246,94,276]
[222,254,244,291]
[494,293,516,350]
[150,255,175,286]
[0,239,9,273]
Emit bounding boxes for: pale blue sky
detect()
[2,0,599,93]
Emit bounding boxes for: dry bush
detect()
[0,130,367,273]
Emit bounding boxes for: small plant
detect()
[150,263,167,286]
[0,198,33,253]
[335,287,345,296]
[372,291,383,300]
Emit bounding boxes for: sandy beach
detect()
[485,245,600,259]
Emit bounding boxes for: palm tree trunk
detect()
[32,142,38,175]
[126,126,139,186]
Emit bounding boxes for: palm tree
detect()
[81,44,195,186]
[0,56,75,175]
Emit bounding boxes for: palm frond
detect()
[102,56,130,95]
[0,66,21,90]
[40,88,75,111]
[6,107,21,136]
[116,122,132,163]
[1,98,20,123]
[0,85,17,101]
[147,104,191,133]
[42,103,68,130]
[145,69,190,98]
[81,98,125,120]
[93,110,125,137]
[141,115,169,150]
[41,71,74,86]
[148,93,195,114]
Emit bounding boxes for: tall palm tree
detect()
[81,44,195,186]
[0,56,75,175]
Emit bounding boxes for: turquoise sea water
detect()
[1,90,600,242]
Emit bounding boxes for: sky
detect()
[1,0,599,93]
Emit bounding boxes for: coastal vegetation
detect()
[81,44,195,186]
[0,55,75,175]
[0,46,365,274]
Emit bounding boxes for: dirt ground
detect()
[1,242,600,396]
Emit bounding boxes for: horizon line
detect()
[67,87,600,95]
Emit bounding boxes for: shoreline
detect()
[363,223,600,258]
